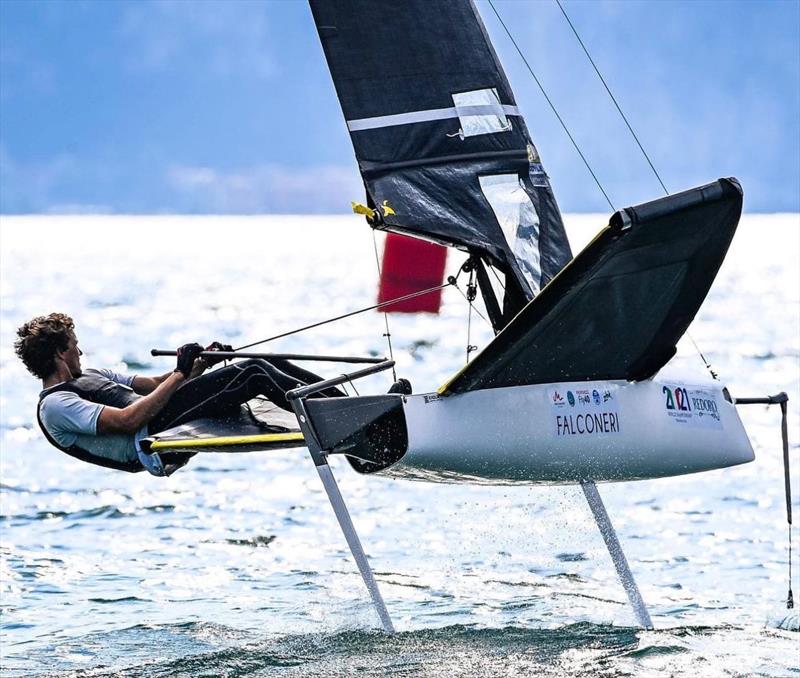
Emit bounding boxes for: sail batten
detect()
[310,0,572,329]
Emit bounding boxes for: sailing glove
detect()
[204,341,234,366]
[175,342,204,378]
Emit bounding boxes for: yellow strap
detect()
[150,431,305,450]
[351,201,376,220]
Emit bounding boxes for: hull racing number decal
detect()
[550,385,620,437]
[662,385,723,430]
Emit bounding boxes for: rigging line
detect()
[465,266,477,364]
[486,0,615,211]
[790,525,794,609]
[346,376,360,397]
[555,0,669,196]
[686,332,719,380]
[466,302,474,365]
[235,280,455,352]
[371,230,397,382]
[490,0,715,382]
[560,11,719,381]
[486,261,506,291]
[554,1,721,379]
[452,280,491,328]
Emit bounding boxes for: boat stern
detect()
[304,395,409,474]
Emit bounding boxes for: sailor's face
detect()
[60,332,83,377]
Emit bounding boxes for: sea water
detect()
[1,214,798,677]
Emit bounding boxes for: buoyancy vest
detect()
[37,370,144,473]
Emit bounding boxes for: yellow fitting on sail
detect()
[380,200,396,216]
[351,201,376,220]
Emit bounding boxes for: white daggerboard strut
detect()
[291,393,395,634]
[581,480,653,629]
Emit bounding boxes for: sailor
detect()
[14,312,343,476]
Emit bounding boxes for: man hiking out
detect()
[14,312,347,476]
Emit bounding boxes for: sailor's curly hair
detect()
[14,313,75,380]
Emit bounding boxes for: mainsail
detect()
[310,0,572,328]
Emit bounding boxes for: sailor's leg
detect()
[149,359,344,433]
[581,480,653,630]
[231,359,344,407]
[149,360,295,431]
[266,358,346,398]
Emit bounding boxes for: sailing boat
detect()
[145,0,790,631]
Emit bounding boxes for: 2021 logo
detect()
[662,384,722,429]
[663,386,691,411]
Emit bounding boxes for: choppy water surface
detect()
[1,214,798,676]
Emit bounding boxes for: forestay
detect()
[309,0,572,326]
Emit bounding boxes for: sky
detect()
[1,0,798,215]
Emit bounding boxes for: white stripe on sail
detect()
[347,104,520,132]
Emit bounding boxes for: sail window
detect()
[452,88,512,138]
[479,174,542,295]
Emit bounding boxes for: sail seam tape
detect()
[347,105,520,131]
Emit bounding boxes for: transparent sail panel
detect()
[479,174,542,295]
[452,88,511,138]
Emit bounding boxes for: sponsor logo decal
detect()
[662,385,723,430]
[555,410,620,436]
[550,384,620,437]
[423,394,441,403]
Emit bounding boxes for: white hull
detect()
[382,378,754,484]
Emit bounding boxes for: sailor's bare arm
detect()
[132,357,209,394]
[131,372,173,395]
[98,372,186,434]
[100,342,204,433]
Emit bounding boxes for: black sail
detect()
[442,178,744,394]
[310,0,572,326]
